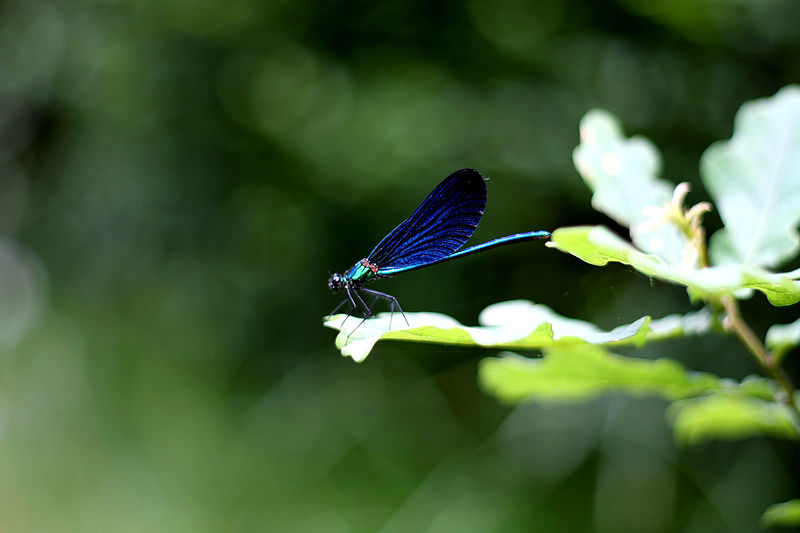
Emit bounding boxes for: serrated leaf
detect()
[645,307,714,340]
[549,225,800,306]
[702,85,800,268]
[737,268,800,306]
[766,316,800,361]
[478,300,651,347]
[667,393,800,446]
[479,345,721,403]
[762,500,800,528]
[736,375,781,401]
[573,109,686,264]
[323,301,652,362]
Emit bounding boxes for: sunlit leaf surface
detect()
[478,345,720,403]
[735,376,782,401]
[668,393,800,445]
[573,109,686,264]
[702,85,800,268]
[762,499,800,528]
[766,316,800,361]
[325,301,715,362]
[646,307,714,340]
[323,300,652,362]
[550,226,800,306]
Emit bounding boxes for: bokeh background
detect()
[2,0,800,531]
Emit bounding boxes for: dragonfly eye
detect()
[328,273,342,293]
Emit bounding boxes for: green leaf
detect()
[478,345,721,403]
[641,308,713,341]
[323,300,652,362]
[549,225,800,306]
[762,500,800,528]
[573,109,686,264]
[736,375,782,401]
[667,393,800,446]
[478,300,651,347]
[766,316,800,362]
[701,85,800,268]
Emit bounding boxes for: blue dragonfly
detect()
[328,168,550,323]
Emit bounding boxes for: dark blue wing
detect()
[367,169,487,273]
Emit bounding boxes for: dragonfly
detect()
[327,168,550,324]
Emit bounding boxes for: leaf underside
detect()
[702,85,800,269]
[549,226,800,306]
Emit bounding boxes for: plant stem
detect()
[721,296,800,417]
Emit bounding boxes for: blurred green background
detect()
[2,0,799,531]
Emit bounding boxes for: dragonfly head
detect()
[328,273,343,293]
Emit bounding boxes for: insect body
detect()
[328,168,549,320]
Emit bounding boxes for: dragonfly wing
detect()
[367,168,487,272]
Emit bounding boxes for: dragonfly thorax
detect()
[329,258,381,293]
[346,259,379,284]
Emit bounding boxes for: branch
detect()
[721,296,800,418]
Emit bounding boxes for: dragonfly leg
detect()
[349,315,370,340]
[350,286,373,317]
[340,285,374,339]
[331,287,407,340]
[345,286,358,311]
[337,285,362,329]
[329,297,351,316]
[358,288,409,327]
[367,293,381,309]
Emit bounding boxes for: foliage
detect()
[326,85,800,521]
[324,301,718,362]
[701,86,800,268]
[4,0,800,530]
[549,226,800,306]
[479,345,721,403]
[762,500,800,528]
[767,316,800,363]
[668,392,800,446]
